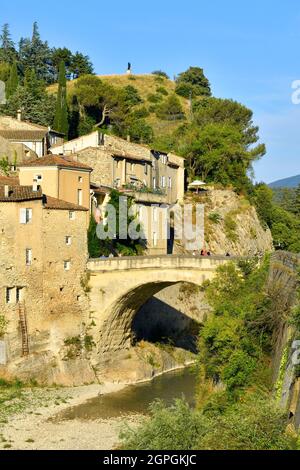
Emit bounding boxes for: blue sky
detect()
[2,0,300,183]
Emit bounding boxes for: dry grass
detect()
[47,74,190,139]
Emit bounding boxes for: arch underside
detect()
[97,277,206,355]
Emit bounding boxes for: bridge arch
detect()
[87,255,233,356]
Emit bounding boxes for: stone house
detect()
[18,155,93,211]
[51,132,185,254]
[0,114,64,159]
[0,178,89,382]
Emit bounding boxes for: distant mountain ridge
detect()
[269,175,300,189]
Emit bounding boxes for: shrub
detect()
[156,86,168,96]
[156,94,185,121]
[132,107,150,119]
[208,212,222,224]
[152,70,169,79]
[120,396,295,450]
[224,214,238,242]
[147,93,163,103]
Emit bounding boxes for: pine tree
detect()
[6,61,18,98]
[24,68,44,98]
[0,24,17,63]
[19,22,54,83]
[54,61,69,135]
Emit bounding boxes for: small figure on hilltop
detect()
[126,62,132,75]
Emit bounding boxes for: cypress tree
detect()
[54,60,69,135]
[6,61,18,98]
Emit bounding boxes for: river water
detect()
[59,367,197,421]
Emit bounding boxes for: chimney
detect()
[127,134,131,142]
[17,109,22,121]
[32,179,38,192]
[4,185,9,198]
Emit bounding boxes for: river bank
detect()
[0,381,138,450]
[0,359,196,450]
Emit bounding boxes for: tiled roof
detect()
[0,175,19,186]
[43,195,88,211]
[0,185,43,202]
[19,155,93,171]
[0,130,47,140]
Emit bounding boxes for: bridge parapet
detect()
[87,254,239,273]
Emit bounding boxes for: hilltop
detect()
[269,174,300,189]
[48,73,190,139]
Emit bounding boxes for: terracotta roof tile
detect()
[43,195,88,211]
[0,185,43,202]
[0,176,19,186]
[0,130,47,140]
[19,155,93,171]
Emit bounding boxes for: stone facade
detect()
[0,115,64,157]
[51,132,185,254]
[0,185,90,384]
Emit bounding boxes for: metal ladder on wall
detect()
[18,302,29,356]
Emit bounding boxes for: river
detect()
[58,367,197,421]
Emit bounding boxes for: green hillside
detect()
[48,73,190,140]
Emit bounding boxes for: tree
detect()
[24,68,45,98]
[0,24,17,64]
[5,61,18,98]
[152,70,169,79]
[54,61,69,135]
[175,66,211,97]
[1,85,56,127]
[156,94,185,121]
[97,190,146,256]
[70,52,93,78]
[51,47,73,77]
[19,22,54,83]
[169,97,265,191]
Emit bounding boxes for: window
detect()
[6,287,13,304]
[161,176,166,188]
[144,164,148,175]
[65,236,72,246]
[69,211,75,220]
[168,177,172,189]
[153,177,156,189]
[161,155,168,165]
[20,208,32,224]
[130,163,135,172]
[25,249,32,266]
[64,261,71,271]
[77,189,83,206]
[16,287,24,303]
[78,176,83,183]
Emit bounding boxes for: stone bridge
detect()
[87,255,237,355]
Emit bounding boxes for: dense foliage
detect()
[120,259,298,450]
[0,23,93,129]
[0,23,93,83]
[175,66,211,98]
[88,190,146,257]
[252,183,300,252]
[120,395,295,450]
